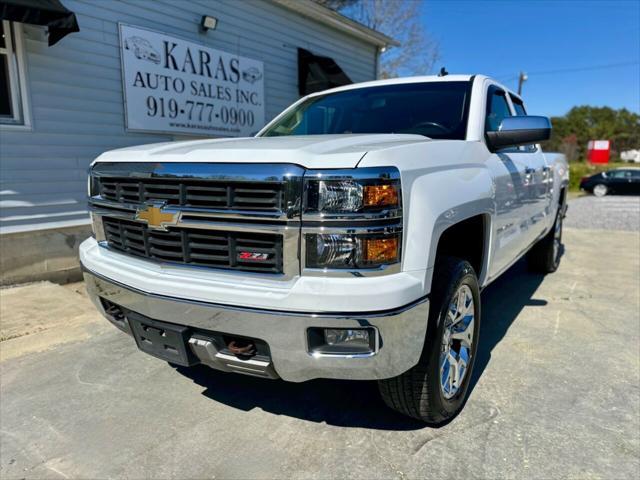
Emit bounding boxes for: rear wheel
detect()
[527,207,563,273]
[378,257,480,424]
[593,184,608,197]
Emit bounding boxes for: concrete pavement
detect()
[1,226,639,479]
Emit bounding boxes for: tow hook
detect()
[226,338,257,357]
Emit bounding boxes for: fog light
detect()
[325,328,370,346]
[307,327,377,355]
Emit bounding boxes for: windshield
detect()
[261,81,471,139]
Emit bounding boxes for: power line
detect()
[528,60,638,76]
[495,60,639,81]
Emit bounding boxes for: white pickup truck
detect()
[81,75,568,424]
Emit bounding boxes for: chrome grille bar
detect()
[89,163,304,278]
[90,162,304,220]
[102,217,283,273]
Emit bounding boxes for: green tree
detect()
[546,106,640,162]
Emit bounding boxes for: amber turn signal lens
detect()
[363,237,399,263]
[363,184,399,208]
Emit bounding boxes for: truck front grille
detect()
[98,178,284,211]
[102,217,283,274]
[90,163,304,278]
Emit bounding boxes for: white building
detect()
[621,149,640,163]
[0,0,393,284]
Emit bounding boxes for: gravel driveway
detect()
[565,195,640,231]
[1,228,639,479]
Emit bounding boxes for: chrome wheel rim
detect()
[594,184,607,197]
[553,212,562,262]
[440,284,475,400]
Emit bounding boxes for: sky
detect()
[421,0,640,116]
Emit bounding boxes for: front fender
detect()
[403,167,494,294]
[359,141,495,296]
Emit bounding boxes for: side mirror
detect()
[486,115,551,151]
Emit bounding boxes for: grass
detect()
[568,161,631,192]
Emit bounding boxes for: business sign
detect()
[119,24,265,137]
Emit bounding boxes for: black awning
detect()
[0,0,79,46]
[297,48,352,96]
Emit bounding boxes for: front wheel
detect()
[378,257,480,424]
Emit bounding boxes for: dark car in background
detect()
[580,168,640,197]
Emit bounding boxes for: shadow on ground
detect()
[468,260,546,396]
[176,259,548,430]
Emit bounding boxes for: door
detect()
[628,169,640,195]
[506,93,550,244]
[484,86,532,278]
[608,169,635,194]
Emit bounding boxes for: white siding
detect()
[0,0,377,232]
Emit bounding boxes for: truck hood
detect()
[93,134,430,169]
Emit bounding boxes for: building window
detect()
[0,20,29,126]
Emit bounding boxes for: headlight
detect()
[305,231,401,269]
[304,167,401,215]
[317,181,363,212]
[302,168,402,273]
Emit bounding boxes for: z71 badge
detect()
[238,252,270,261]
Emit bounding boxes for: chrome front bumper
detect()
[83,268,429,382]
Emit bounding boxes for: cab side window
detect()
[485,88,512,132]
[510,95,527,116]
[509,93,536,152]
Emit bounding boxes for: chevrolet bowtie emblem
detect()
[135,203,179,231]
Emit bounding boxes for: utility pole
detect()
[517,71,528,95]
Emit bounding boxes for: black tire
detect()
[527,206,563,273]
[378,257,481,425]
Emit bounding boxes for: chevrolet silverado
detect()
[81,75,568,424]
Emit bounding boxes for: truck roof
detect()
[310,74,515,98]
